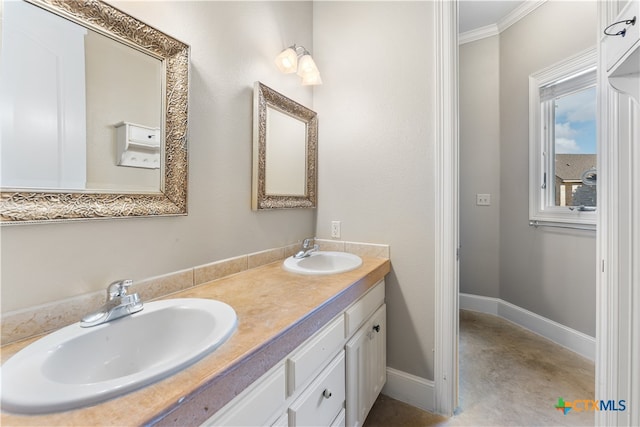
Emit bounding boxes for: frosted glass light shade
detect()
[274,48,298,74]
[296,54,319,78]
[301,71,322,86]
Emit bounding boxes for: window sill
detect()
[529,217,596,231]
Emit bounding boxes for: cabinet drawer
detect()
[287,315,345,395]
[345,280,385,337]
[289,351,346,427]
[203,363,285,427]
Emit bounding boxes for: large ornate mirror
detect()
[0,0,189,223]
[252,82,317,210]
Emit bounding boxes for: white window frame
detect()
[529,47,597,230]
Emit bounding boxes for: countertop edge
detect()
[149,259,391,426]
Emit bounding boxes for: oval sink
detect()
[1,298,237,414]
[283,251,363,275]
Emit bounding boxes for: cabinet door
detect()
[368,304,387,410]
[345,304,387,427]
[345,325,369,427]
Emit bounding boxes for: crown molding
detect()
[459,0,547,45]
[459,24,499,45]
[498,0,547,32]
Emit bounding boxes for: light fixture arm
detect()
[275,44,322,85]
[288,44,311,57]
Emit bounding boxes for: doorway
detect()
[439,0,602,420]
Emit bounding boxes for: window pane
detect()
[554,86,597,207]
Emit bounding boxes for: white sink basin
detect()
[1,298,237,414]
[283,251,363,275]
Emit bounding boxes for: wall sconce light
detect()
[274,44,322,85]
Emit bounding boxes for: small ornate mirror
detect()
[252,82,317,210]
[0,0,189,223]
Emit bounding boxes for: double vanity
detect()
[1,1,390,425]
[0,252,390,426]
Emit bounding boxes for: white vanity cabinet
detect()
[345,304,386,427]
[343,278,386,427]
[203,362,287,427]
[288,351,346,426]
[202,279,386,427]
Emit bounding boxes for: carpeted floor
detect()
[363,309,595,426]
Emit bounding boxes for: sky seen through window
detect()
[554,86,596,155]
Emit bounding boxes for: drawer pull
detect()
[322,389,332,399]
[604,16,636,37]
[372,324,381,333]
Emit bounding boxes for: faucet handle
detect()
[302,237,315,249]
[107,279,133,300]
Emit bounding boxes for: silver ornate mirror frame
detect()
[252,82,317,210]
[0,0,189,224]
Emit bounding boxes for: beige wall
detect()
[85,30,162,191]
[2,0,441,385]
[0,1,316,312]
[459,35,501,298]
[460,2,598,336]
[313,2,437,380]
[498,1,597,336]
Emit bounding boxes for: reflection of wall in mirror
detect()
[85,30,162,192]
[0,0,87,190]
[265,107,307,196]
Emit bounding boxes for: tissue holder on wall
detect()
[115,122,161,169]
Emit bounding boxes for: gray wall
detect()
[2,1,442,385]
[1,1,316,312]
[460,1,597,336]
[459,35,501,299]
[499,1,597,336]
[313,2,437,380]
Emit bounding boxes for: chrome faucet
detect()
[294,238,319,259]
[80,279,143,327]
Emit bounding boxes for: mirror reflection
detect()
[265,106,307,196]
[1,0,163,193]
[252,82,317,210]
[0,0,189,223]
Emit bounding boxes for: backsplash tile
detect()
[135,269,194,301]
[345,242,390,258]
[316,239,390,259]
[315,239,345,252]
[247,247,284,269]
[194,255,248,286]
[1,291,105,345]
[1,239,389,345]
[284,243,301,258]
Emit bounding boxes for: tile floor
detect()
[363,309,595,426]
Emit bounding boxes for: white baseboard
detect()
[381,367,435,413]
[459,293,595,361]
[381,295,594,415]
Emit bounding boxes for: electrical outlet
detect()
[476,194,491,206]
[331,221,341,238]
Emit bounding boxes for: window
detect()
[529,48,597,229]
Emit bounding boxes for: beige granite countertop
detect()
[1,256,390,426]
